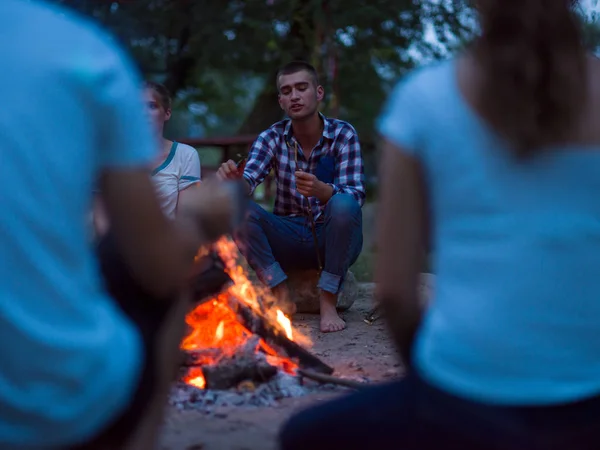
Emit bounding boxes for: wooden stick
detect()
[297,369,369,390]
[363,304,381,325]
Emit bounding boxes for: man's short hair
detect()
[276,61,319,90]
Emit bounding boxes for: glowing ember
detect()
[186,367,206,389]
[181,237,311,389]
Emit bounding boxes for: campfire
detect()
[179,237,330,392]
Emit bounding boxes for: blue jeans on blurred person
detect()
[234,194,363,295]
[279,371,600,450]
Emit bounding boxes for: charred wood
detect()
[202,355,277,390]
[227,295,334,375]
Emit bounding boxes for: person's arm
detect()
[92,193,110,238]
[101,171,233,298]
[375,140,429,366]
[215,132,274,196]
[242,131,275,195]
[374,68,429,367]
[176,146,202,217]
[331,130,366,205]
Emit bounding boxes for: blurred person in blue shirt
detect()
[279,1,600,449]
[0,1,241,448]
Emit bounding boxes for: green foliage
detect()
[351,248,375,282]
[51,0,477,137]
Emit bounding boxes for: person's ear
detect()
[164,108,172,122]
[316,85,324,102]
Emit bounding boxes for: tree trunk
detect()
[237,85,282,135]
[237,0,317,135]
[163,1,195,97]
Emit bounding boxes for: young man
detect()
[217,61,365,333]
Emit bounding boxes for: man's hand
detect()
[216,159,243,181]
[295,171,333,204]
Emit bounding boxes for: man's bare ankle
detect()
[272,283,289,300]
[320,290,337,309]
[319,290,346,332]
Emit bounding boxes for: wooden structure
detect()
[179,135,258,165]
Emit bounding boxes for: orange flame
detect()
[276,310,293,340]
[181,237,311,389]
[186,367,206,389]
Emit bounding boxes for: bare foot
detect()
[271,283,297,316]
[320,291,346,333]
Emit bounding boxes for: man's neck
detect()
[292,113,323,145]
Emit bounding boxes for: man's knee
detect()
[325,194,361,224]
[235,201,266,235]
[233,201,269,253]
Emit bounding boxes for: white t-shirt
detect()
[0,1,157,448]
[152,142,201,218]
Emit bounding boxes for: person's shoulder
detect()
[176,143,199,157]
[6,0,123,60]
[6,0,139,97]
[255,119,289,144]
[389,59,455,105]
[325,117,359,140]
[377,59,455,153]
[266,119,290,136]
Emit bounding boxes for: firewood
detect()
[363,304,381,325]
[181,349,223,367]
[297,369,369,390]
[202,355,277,390]
[226,294,334,375]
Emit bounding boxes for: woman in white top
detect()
[94,81,201,234]
[145,81,201,218]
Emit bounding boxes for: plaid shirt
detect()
[243,114,366,219]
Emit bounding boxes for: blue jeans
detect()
[279,372,600,450]
[234,194,363,295]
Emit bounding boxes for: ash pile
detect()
[169,372,343,412]
[170,336,346,412]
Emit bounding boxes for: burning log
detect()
[227,294,334,375]
[182,349,224,367]
[183,336,279,390]
[202,355,278,390]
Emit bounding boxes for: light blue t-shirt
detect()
[0,1,157,447]
[378,59,600,406]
